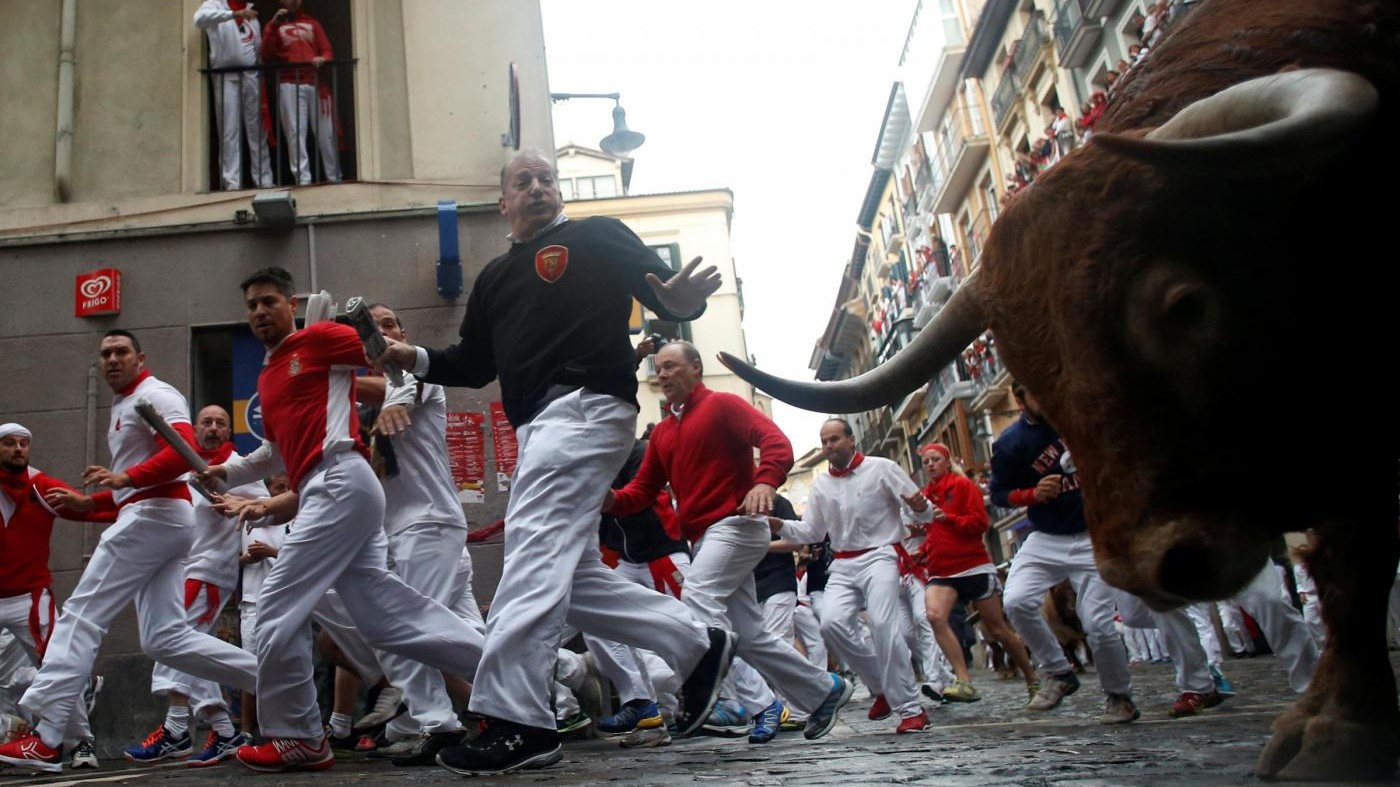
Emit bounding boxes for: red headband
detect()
[920,443,951,461]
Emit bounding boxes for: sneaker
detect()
[804,673,854,740]
[1027,671,1080,711]
[677,628,737,738]
[327,730,361,752]
[366,735,418,759]
[895,710,929,734]
[1210,665,1236,696]
[1168,691,1211,718]
[920,683,945,703]
[235,736,334,772]
[1203,690,1228,709]
[81,676,104,716]
[434,718,561,776]
[391,730,467,767]
[1100,692,1141,724]
[619,725,672,749]
[1026,681,1041,703]
[123,725,192,763]
[187,731,251,768]
[779,704,805,732]
[354,685,405,732]
[69,738,99,770]
[700,700,750,737]
[868,694,892,721]
[597,699,662,735]
[555,711,592,735]
[943,680,981,703]
[0,732,62,773]
[353,734,379,753]
[748,700,783,744]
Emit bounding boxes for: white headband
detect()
[0,423,32,441]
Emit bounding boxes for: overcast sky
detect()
[541,0,916,455]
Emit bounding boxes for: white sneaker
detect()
[355,685,405,731]
[69,739,99,770]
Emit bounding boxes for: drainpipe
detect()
[307,221,318,291]
[82,363,97,561]
[55,0,77,202]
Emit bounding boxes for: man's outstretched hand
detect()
[646,256,721,318]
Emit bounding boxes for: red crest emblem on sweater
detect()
[535,245,569,283]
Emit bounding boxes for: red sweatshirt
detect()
[262,11,332,84]
[919,471,993,578]
[611,384,792,542]
[1,469,114,598]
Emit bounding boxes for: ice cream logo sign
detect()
[74,268,122,317]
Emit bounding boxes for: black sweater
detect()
[422,216,701,427]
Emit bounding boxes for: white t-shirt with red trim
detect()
[109,374,192,506]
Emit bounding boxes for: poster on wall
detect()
[446,411,486,504]
[489,402,518,492]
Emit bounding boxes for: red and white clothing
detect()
[19,375,258,750]
[262,10,339,184]
[919,472,995,580]
[194,0,273,189]
[223,322,485,740]
[777,455,932,720]
[240,518,287,656]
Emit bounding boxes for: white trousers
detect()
[686,517,832,716]
[376,523,469,734]
[1002,530,1131,695]
[276,82,340,185]
[1185,603,1224,668]
[468,391,708,730]
[820,547,920,718]
[212,71,273,189]
[255,453,483,738]
[582,553,690,709]
[311,590,384,686]
[793,602,826,669]
[0,592,90,746]
[21,500,256,744]
[450,547,486,635]
[1233,560,1319,693]
[150,580,234,716]
[899,573,954,686]
[1118,593,1213,695]
[1217,601,1254,654]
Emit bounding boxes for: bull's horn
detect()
[718,272,987,414]
[1092,69,1377,169]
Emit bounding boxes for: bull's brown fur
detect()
[977,0,1399,779]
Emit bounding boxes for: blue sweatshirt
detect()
[989,415,1086,536]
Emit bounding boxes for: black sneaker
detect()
[434,718,561,776]
[391,730,467,767]
[676,628,736,738]
[326,730,360,752]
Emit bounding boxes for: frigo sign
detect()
[75,268,122,317]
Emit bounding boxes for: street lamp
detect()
[549,92,646,157]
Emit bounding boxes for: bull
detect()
[721,0,1398,780]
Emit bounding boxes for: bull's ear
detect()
[1093,69,1377,172]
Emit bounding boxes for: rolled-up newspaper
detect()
[133,398,225,501]
[345,296,404,386]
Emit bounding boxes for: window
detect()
[559,178,576,200]
[642,243,692,344]
[569,175,618,200]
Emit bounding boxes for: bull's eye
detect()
[1126,268,1221,380]
[1162,282,1214,332]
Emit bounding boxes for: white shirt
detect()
[194,0,263,68]
[186,465,268,590]
[108,375,191,506]
[379,379,468,535]
[240,517,288,604]
[778,456,931,552]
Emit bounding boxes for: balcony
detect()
[1053,0,1104,69]
[1084,0,1124,20]
[201,60,358,189]
[991,70,1020,133]
[964,331,1008,408]
[1011,14,1049,86]
[930,104,992,215]
[916,363,976,436]
[962,209,992,270]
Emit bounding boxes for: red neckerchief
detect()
[117,369,152,397]
[829,451,865,478]
[0,467,29,506]
[195,442,236,466]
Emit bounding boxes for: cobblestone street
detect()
[6,653,1388,787]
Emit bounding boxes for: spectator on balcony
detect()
[1052,109,1075,158]
[262,0,341,185]
[1014,153,1036,187]
[1128,43,1147,67]
[1104,70,1122,100]
[1142,2,1166,46]
[195,1,275,190]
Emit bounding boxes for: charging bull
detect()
[721,1,1398,780]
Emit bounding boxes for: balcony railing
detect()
[201,60,358,190]
[963,209,991,269]
[1052,0,1103,68]
[963,330,1004,400]
[991,70,1020,130]
[1012,13,1047,85]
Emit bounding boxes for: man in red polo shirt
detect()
[607,341,853,744]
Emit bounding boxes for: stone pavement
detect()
[3,654,1392,786]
